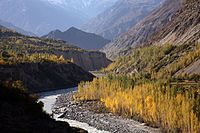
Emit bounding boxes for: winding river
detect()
[38,87,110,133]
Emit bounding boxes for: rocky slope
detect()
[102,0,181,60]
[103,0,200,75]
[0,28,111,71]
[147,0,200,46]
[0,84,87,133]
[83,0,164,40]
[0,62,94,93]
[43,27,110,50]
[178,59,200,75]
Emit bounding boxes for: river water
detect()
[38,87,110,133]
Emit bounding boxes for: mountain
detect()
[147,0,200,46]
[43,27,110,50]
[0,0,86,36]
[83,0,164,40]
[43,0,118,18]
[0,0,117,36]
[0,24,5,29]
[0,19,36,36]
[104,0,200,76]
[102,0,181,60]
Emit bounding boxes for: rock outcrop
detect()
[54,50,111,71]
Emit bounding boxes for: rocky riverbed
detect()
[39,88,109,133]
[53,92,162,133]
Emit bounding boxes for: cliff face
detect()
[54,50,112,71]
[0,62,94,92]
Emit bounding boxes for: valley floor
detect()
[53,92,161,133]
[38,88,109,133]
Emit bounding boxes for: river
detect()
[38,87,110,133]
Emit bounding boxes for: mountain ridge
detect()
[0,0,118,36]
[83,0,164,40]
[43,27,110,50]
[42,0,117,18]
[0,19,36,36]
[0,0,86,36]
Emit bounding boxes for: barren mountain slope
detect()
[84,0,164,40]
[147,0,200,46]
[102,0,181,60]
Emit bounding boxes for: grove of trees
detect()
[75,75,200,133]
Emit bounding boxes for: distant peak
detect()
[54,29,62,32]
[69,26,77,29]
[64,27,87,34]
[50,29,62,34]
[67,27,80,31]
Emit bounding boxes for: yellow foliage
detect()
[158,43,200,78]
[0,58,4,65]
[15,39,23,44]
[75,76,200,133]
[58,55,65,62]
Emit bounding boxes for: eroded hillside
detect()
[0,28,111,71]
[84,0,164,40]
[148,0,200,45]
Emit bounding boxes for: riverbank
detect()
[53,92,161,133]
[38,88,110,133]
